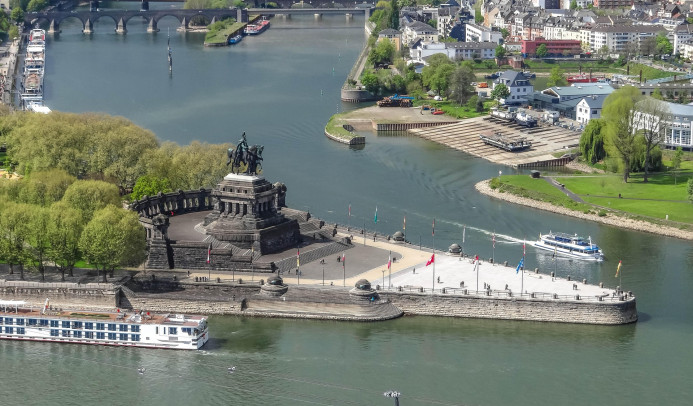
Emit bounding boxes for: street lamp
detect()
[383,390,401,406]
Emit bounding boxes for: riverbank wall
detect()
[1,273,637,325]
[340,21,376,103]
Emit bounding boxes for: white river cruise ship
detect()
[0,300,209,350]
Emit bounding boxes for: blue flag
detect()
[374,206,378,224]
[516,257,524,274]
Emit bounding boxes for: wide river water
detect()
[2,3,693,405]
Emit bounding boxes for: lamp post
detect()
[383,390,401,406]
[382,269,385,289]
[322,264,325,286]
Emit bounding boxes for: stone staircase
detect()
[273,240,353,273]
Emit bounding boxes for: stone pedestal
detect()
[204,173,300,254]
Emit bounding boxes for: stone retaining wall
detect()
[0,282,118,311]
[381,291,637,325]
[324,128,366,145]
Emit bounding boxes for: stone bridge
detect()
[26,6,247,34]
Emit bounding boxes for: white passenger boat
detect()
[534,232,604,261]
[0,300,209,350]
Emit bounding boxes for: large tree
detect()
[449,65,476,104]
[635,98,669,182]
[491,83,510,101]
[536,44,548,58]
[671,147,684,185]
[25,206,51,281]
[368,39,396,66]
[495,45,506,59]
[61,180,121,221]
[48,202,85,280]
[579,119,607,164]
[0,202,31,280]
[389,0,399,30]
[15,169,76,206]
[547,65,567,87]
[421,54,455,96]
[602,86,642,182]
[79,205,146,282]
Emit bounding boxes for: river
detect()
[2,3,692,405]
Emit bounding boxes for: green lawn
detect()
[325,114,359,140]
[204,22,244,45]
[495,175,594,212]
[556,173,692,201]
[578,196,693,224]
[412,100,495,119]
[627,63,678,81]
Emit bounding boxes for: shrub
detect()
[598,210,607,217]
[489,177,501,189]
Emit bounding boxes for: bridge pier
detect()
[281,14,291,20]
[180,17,189,31]
[147,18,159,33]
[48,19,60,34]
[140,0,149,11]
[314,13,322,21]
[210,16,217,25]
[83,19,93,34]
[116,17,127,34]
[237,8,248,23]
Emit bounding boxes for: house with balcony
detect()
[634,100,693,151]
[494,70,534,105]
[411,41,497,62]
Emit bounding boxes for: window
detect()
[131,325,140,333]
[4,327,13,334]
[74,331,82,338]
[28,319,38,326]
[108,324,116,331]
[50,320,59,327]
[108,333,117,340]
[62,330,70,337]
[119,324,128,332]
[96,332,105,340]
[15,318,24,326]
[39,319,49,327]
[72,321,82,329]
[85,322,93,330]
[0,317,3,324]
[119,334,128,341]
[182,328,192,335]
[62,321,70,328]
[168,327,177,335]
[50,329,59,337]
[131,334,141,342]
[5,318,12,325]
[85,331,94,339]
[96,323,105,330]
[17,328,25,335]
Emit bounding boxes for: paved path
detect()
[544,177,585,203]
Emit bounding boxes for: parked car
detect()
[478,82,489,88]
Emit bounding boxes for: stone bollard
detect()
[418,287,424,293]
[463,289,467,295]
[582,279,587,284]
[553,293,558,299]
[238,278,243,284]
[535,268,539,274]
[567,275,571,281]
[599,282,603,288]
[376,284,380,290]
[489,258,493,263]
[260,279,264,285]
[504,261,508,266]
[195,277,199,282]
[598,296,603,301]
[530,293,535,298]
[575,295,580,300]
[550,272,555,278]
[442,288,446,294]
[217,277,221,283]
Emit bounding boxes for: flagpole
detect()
[297,245,300,286]
[476,258,479,293]
[343,252,346,287]
[462,225,465,257]
[432,220,435,295]
[251,246,254,282]
[492,231,495,265]
[388,251,392,288]
[521,238,525,296]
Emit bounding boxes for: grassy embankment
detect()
[412,100,496,119]
[204,20,245,45]
[496,171,693,226]
[325,114,359,141]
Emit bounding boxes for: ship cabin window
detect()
[119,334,128,341]
[28,318,38,326]
[168,327,177,335]
[62,321,70,328]
[5,327,13,334]
[131,334,140,342]
[96,332,105,340]
[182,327,192,335]
[15,318,24,325]
[73,331,82,338]
[61,330,70,337]
[72,321,83,329]
[156,327,159,334]
[131,325,140,333]
[108,333,117,340]
[50,329,59,337]
[0,317,3,324]
[119,324,128,332]
[50,320,59,327]
[85,322,94,330]
[96,323,105,330]
[108,324,117,331]
[39,319,49,327]
[85,331,94,339]
[5,318,13,325]
[17,328,25,335]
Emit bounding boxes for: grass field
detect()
[578,196,693,224]
[556,173,692,201]
[494,176,594,212]
[204,22,244,45]
[325,114,359,140]
[411,100,495,119]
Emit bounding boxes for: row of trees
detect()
[1,112,232,195]
[0,170,145,282]
[579,86,667,182]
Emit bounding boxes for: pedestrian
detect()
[413,268,415,274]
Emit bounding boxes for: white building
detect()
[401,21,440,46]
[575,95,608,125]
[673,24,693,56]
[589,25,664,53]
[634,100,693,150]
[411,41,497,62]
[465,23,503,44]
[494,71,534,105]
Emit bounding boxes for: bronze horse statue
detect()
[226,133,263,175]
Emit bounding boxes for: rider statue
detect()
[226,132,263,175]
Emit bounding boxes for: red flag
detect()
[426,253,435,266]
[475,255,479,262]
[432,218,435,236]
[206,242,211,264]
[492,233,496,249]
[387,251,392,270]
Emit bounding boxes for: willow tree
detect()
[635,97,669,182]
[602,86,642,183]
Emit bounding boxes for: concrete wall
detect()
[0,281,118,311]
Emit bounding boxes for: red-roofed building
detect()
[521,38,582,57]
